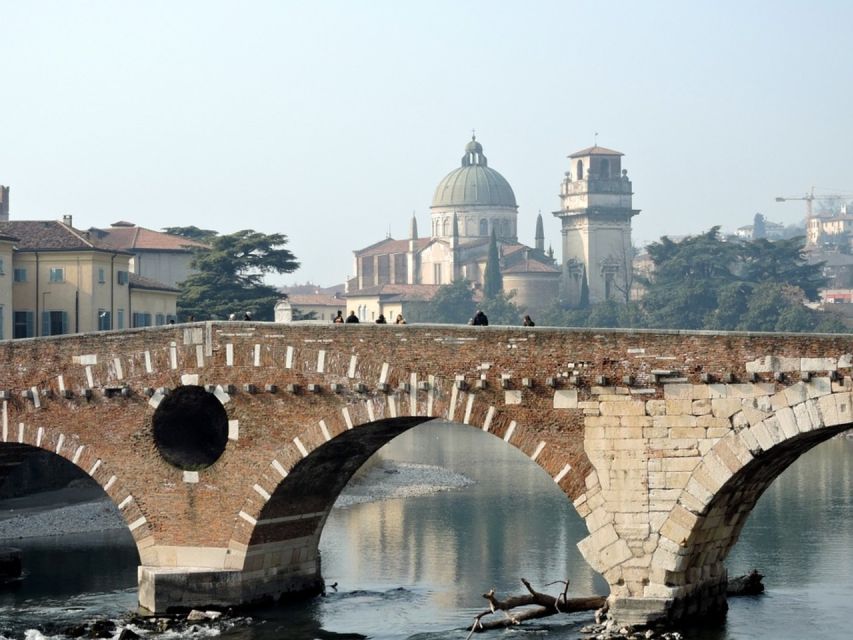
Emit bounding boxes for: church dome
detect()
[431,136,517,209]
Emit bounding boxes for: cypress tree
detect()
[483,229,503,299]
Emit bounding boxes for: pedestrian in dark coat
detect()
[522,315,535,327]
[470,310,489,326]
[345,311,360,323]
[376,314,387,324]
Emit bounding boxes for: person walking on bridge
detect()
[470,310,488,326]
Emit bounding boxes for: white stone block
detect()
[793,401,815,432]
[664,384,693,399]
[775,406,799,439]
[783,382,808,406]
[817,393,840,426]
[553,389,578,409]
[801,357,835,372]
[504,390,522,405]
[807,377,832,399]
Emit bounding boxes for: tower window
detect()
[577,160,584,180]
[600,158,610,179]
[480,219,488,236]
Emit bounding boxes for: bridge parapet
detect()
[1,323,852,621]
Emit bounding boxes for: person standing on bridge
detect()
[522,315,535,327]
[345,310,359,323]
[376,313,387,324]
[470,310,488,326]
[333,310,344,323]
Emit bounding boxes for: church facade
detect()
[346,137,637,322]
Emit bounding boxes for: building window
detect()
[13,311,34,338]
[117,309,125,330]
[480,219,488,236]
[48,267,64,283]
[98,268,106,284]
[577,160,584,180]
[155,313,166,326]
[132,312,152,327]
[98,309,112,331]
[42,310,69,336]
[0,257,4,275]
[117,270,129,285]
[13,268,26,283]
[433,263,442,285]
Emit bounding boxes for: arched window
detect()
[443,218,450,236]
[600,158,610,179]
[480,219,488,236]
[577,160,584,180]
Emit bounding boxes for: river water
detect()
[1,421,851,639]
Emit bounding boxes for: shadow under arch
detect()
[0,433,155,560]
[653,422,852,617]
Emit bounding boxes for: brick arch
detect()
[226,375,583,572]
[0,425,155,556]
[649,388,853,610]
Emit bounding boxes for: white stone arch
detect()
[648,388,853,603]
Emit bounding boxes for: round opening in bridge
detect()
[152,385,228,470]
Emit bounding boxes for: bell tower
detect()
[552,145,638,306]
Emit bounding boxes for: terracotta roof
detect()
[91,224,209,252]
[346,284,441,302]
[287,293,346,307]
[0,232,18,242]
[354,237,431,257]
[128,272,179,293]
[502,256,561,274]
[0,220,130,253]
[568,145,624,158]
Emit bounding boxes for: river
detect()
[1,421,851,639]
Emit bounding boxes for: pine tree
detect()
[483,229,503,299]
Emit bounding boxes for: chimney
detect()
[0,185,9,221]
[62,214,73,227]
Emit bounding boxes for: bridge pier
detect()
[138,563,324,612]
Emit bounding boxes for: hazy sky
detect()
[2,1,852,287]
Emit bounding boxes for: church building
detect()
[347,136,560,321]
[346,137,638,322]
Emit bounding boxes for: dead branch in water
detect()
[465,579,606,636]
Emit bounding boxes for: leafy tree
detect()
[483,229,503,299]
[178,229,300,320]
[479,291,523,325]
[420,280,476,324]
[738,237,824,300]
[162,226,219,244]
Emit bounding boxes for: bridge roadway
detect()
[0,322,851,625]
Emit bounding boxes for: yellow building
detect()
[0,219,178,338]
[0,232,15,340]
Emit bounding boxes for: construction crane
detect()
[775,186,818,218]
[775,186,853,218]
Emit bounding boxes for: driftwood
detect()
[727,570,765,596]
[466,579,606,636]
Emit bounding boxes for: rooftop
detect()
[0,220,131,253]
[568,145,624,158]
[90,222,210,252]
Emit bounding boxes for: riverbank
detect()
[0,484,125,540]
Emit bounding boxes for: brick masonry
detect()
[0,323,851,619]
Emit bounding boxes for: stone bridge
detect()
[1,322,851,625]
